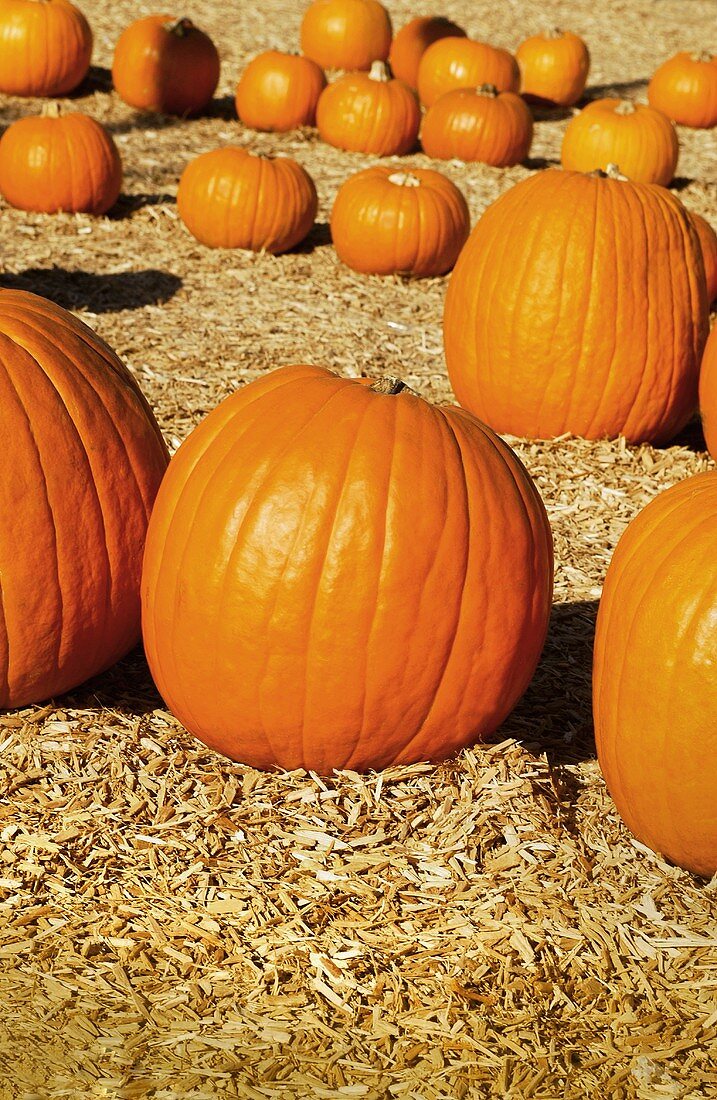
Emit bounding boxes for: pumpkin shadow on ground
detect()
[670,416,708,454]
[0,267,182,313]
[523,155,560,171]
[73,65,113,95]
[110,192,176,219]
[296,221,333,253]
[64,646,164,717]
[582,78,648,102]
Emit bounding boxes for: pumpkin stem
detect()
[692,51,714,63]
[369,60,391,82]
[165,17,195,37]
[543,27,565,39]
[388,172,421,188]
[614,100,637,115]
[591,162,629,181]
[41,101,62,118]
[371,377,417,396]
[476,83,499,97]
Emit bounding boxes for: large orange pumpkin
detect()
[692,212,717,304]
[698,325,717,459]
[0,290,168,710]
[141,366,553,775]
[421,84,533,166]
[648,51,717,129]
[300,0,391,72]
[388,16,465,90]
[112,14,220,116]
[444,166,709,443]
[235,51,326,131]
[561,98,679,185]
[516,28,589,107]
[316,60,420,155]
[417,37,520,107]
[593,470,717,878]
[0,0,92,97]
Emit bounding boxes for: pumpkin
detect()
[648,51,717,129]
[235,51,326,131]
[141,365,553,775]
[0,290,168,710]
[112,14,219,116]
[515,28,589,107]
[316,60,420,156]
[698,325,717,459]
[0,0,92,97]
[417,37,520,108]
[300,0,391,72]
[593,470,717,878]
[421,84,533,166]
[0,104,121,215]
[330,166,470,276]
[443,166,709,443]
[561,98,679,186]
[691,212,717,303]
[388,16,465,90]
[177,147,317,252]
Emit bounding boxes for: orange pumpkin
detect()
[561,99,679,186]
[444,166,709,443]
[0,0,92,97]
[593,470,717,878]
[692,212,717,304]
[330,166,470,276]
[388,15,465,90]
[0,290,168,710]
[417,37,520,108]
[515,28,589,107]
[698,325,717,459]
[235,51,326,131]
[177,147,317,252]
[300,0,391,72]
[141,365,553,775]
[112,14,220,116]
[316,60,420,155]
[648,51,717,128]
[421,84,533,166]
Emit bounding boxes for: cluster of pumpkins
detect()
[1,0,717,881]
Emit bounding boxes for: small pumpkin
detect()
[698,325,717,459]
[388,16,465,90]
[112,14,220,116]
[0,104,122,215]
[515,28,589,107]
[300,0,391,72]
[417,37,520,108]
[316,60,420,156]
[330,166,470,276]
[561,99,679,186]
[692,212,717,304]
[235,51,326,131]
[421,84,533,166]
[177,147,317,252]
[0,0,92,97]
[648,51,717,128]
[593,470,717,878]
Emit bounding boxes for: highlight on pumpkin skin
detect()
[388,15,466,90]
[561,98,679,185]
[417,36,520,108]
[647,50,717,129]
[0,0,93,97]
[316,59,420,156]
[112,13,220,116]
[516,28,590,107]
[300,0,392,72]
[235,50,327,131]
[421,83,533,166]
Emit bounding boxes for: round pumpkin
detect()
[444,166,709,443]
[330,166,470,276]
[141,365,553,775]
[0,0,92,97]
[112,14,220,116]
[417,37,520,108]
[515,28,589,107]
[388,16,465,90]
[421,84,533,166]
[692,212,717,304]
[177,147,317,252]
[648,51,717,129]
[0,105,121,215]
[235,51,326,131]
[698,325,717,459]
[300,0,391,72]
[316,60,420,156]
[0,290,168,710]
[561,98,679,186]
[593,470,717,878]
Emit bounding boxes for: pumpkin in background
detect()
[692,213,717,304]
[0,0,92,96]
[648,51,717,128]
[112,14,219,116]
[561,99,679,185]
[388,15,465,90]
[0,290,168,710]
[300,0,391,71]
[316,60,420,155]
[593,470,717,879]
[516,28,589,107]
[421,84,533,166]
[235,51,326,131]
[417,37,520,107]
[698,326,717,459]
[177,147,317,252]
[444,166,709,443]
[0,105,121,215]
[141,365,553,775]
[331,166,469,276]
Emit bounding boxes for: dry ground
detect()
[1,0,717,1097]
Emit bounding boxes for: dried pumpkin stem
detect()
[41,101,62,118]
[591,162,628,181]
[371,377,418,396]
[388,172,421,188]
[692,51,714,63]
[543,27,564,39]
[615,100,636,115]
[166,17,195,36]
[476,84,499,98]
[369,60,391,82]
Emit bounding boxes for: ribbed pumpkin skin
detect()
[0,111,121,215]
[177,148,317,252]
[516,30,589,107]
[0,0,92,97]
[698,326,717,460]
[692,212,717,303]
[141,366,553,775]
[235,51,326,131]
[0,290,168,710]
[417,38,520,108]
[300,0,391,72]
[444,168,709,443]
[561,99,679,185]
[593,471,717,879]
[421,86,533,166]
[112,15,219,116]
[388,16,465,90]
[316,63,420,155]
[648,52,717,129]
[330,166,470,275]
